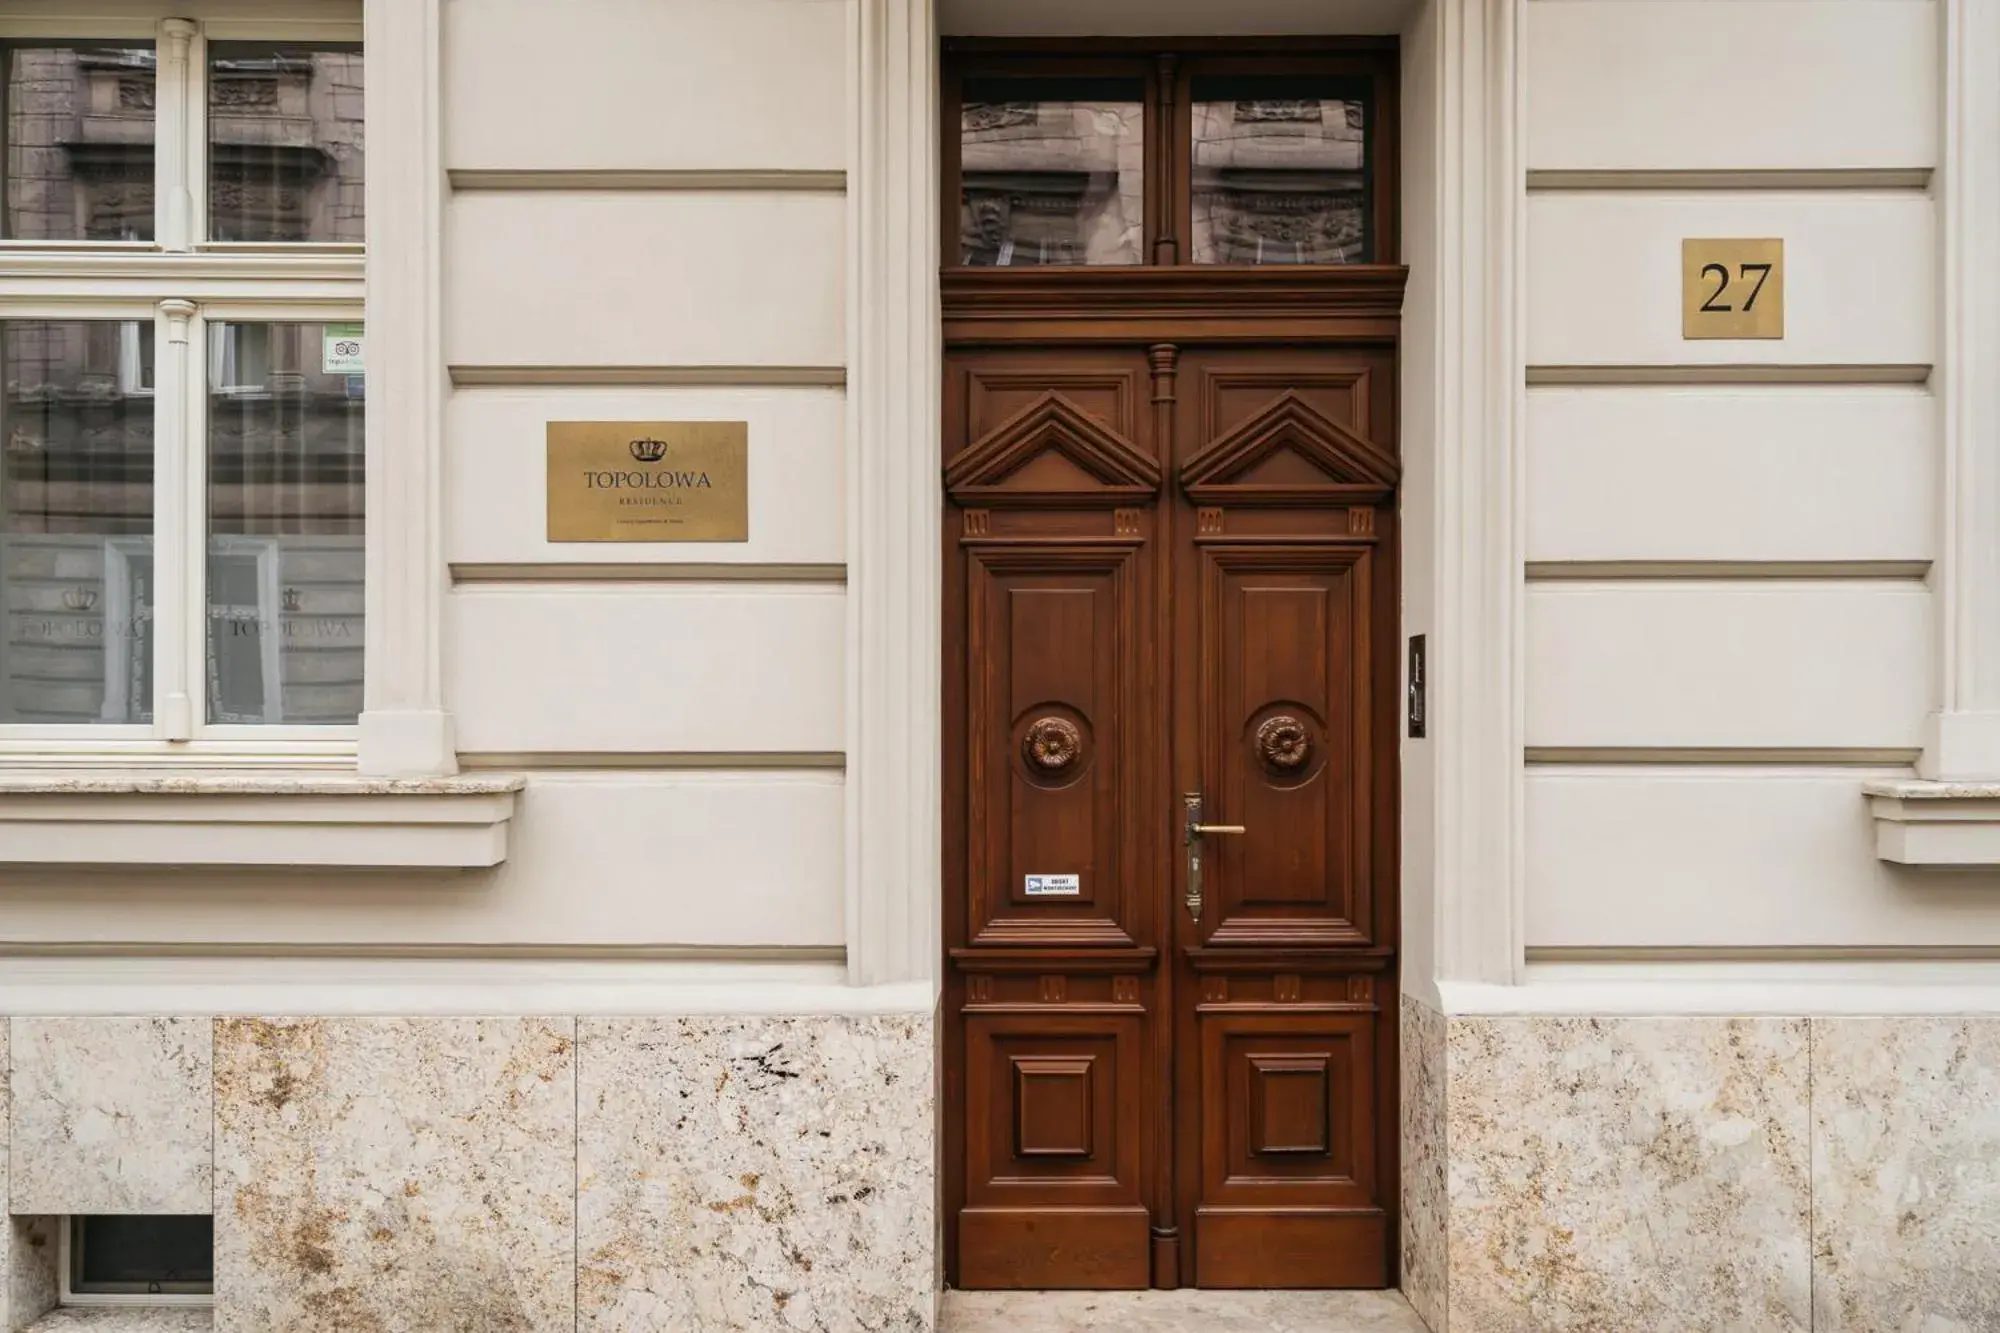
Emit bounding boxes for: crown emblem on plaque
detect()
[629,436,668,463]
[62,586,97,612]
[281,586,303,612]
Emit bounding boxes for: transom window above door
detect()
[945,43,1397,269]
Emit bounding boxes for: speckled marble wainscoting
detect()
[213,1017,578,1333]
[0,1006,1987,1331]
[10,1018,211,1215]
[1811,1018,2000,1333]
[577,1014,936,1333]
[1398,997,1447,1333]
[10,1215,59,1329]
[1443,1016,1813,1333]
[1418,1013,2000,1333]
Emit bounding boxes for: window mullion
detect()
[156,18,196,251]
[185,24,208,249]
[184,307,211,740]
[152,300,197,741]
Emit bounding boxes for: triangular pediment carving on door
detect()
[945,392,1162,507]
[1179,391,1399,506]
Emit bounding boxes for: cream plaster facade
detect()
[0,0,1993,1329]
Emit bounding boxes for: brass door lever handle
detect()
[1181,794,1246,923]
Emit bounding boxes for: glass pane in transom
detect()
[960,76,1144,267]
[1191,75,1370,266]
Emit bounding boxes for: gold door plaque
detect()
[546,421,748,542]
[1682,238,1784,340]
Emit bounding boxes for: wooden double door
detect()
[943,268,1405,1290]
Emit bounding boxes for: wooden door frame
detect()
[940,37,1406,1289]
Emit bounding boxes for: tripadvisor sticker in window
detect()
[322,324,364,375]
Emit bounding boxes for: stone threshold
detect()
[940,1289,1430,1333]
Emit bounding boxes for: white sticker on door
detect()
[1023,873,1081,897]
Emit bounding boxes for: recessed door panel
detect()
[966,547,1146,948]
[1198,546,1371,945]
[960,1009,1152,1289]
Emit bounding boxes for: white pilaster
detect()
[359,0,456,776]
[1921,0,2000,780]
[1422,0,1528,986]
[845,0,942,987]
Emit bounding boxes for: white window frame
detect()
[0,6,364,764]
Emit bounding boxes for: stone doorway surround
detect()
[848,0,1525,985]
[852,0,1519,1316]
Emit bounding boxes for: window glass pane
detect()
[1191,76,1370,265]
[960,76,1143,267]
[3,43,156,241]
[206,320,363,725]
[0,319,155,725]
[73,1215,212,1294]
[207,42,363,243]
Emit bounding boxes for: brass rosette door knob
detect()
[1022,716,1083,774]
[1256,714,1312,772]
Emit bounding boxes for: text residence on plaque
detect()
[546,421,749,542]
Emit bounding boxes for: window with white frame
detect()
[0,9,363,754]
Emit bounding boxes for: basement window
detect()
[61,1215,213,1305]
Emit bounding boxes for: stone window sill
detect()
[1864,780,2000,866]
[24,1309,213,1332]
[0,771,525,870]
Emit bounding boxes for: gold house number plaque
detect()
[547,421,749,542]
[1682,238,1784,340]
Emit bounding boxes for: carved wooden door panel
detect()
[942,280,1402,1293]
[1170,347,1399,1289]
[945,350,1167,1290]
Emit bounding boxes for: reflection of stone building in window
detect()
[203,321,365,726]
[208,47,364,243]
[959,98,1143,266]
[1191,98,1367,265]
[4,46,157,241]
[0,317,364,726]
[0,45,365,723]
[0,320,156,723]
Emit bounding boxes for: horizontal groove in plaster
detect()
[457,751,846,771]
[1526,167,1932,192]
[1525,746,1920,767]
[449,366,847,388]
[449,168,846,192]
[0,942,847,962]
[1527,364,1932,387]
[1528,944,2000,964]
[451,562,846,585]
[1526,560,1931,582]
